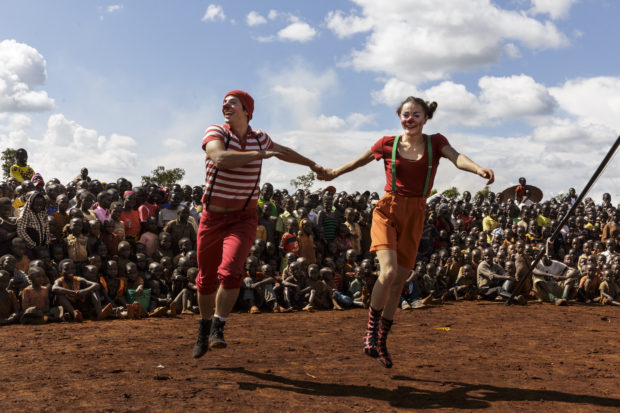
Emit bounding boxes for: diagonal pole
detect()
[506,134,620,306]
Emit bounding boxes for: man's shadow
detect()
[211,367,620,410]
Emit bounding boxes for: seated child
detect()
[52,259,112,321]
[450,264,477,301]
[321,267,348,310]
[98,260,136,319]
[20,266,64,323]
[243,259,280,314]
[281,261,309,311]
[0,270,20,326]
[303,264,331,312]
[1,253,30,295]
[170,258,197,314]
[152,232,174,262]
[146,278,177,317]
[598,269,620,306]
[578,264,600,303]
[126,262,148,318]
[348,266,368,308]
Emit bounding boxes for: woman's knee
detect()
[379,265,399,284]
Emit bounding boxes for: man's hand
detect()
[311,163,326,179]
[477,167,495,185]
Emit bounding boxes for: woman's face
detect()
[399,102,427,134]
[222,95,247,124]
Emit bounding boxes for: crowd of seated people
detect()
[1,148,619,327]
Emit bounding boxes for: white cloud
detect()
[201,4,225,22]
[529,0,579,20]
[163,138,186,149]
[259,60,339,130]
[549,76,620,131]
[253,11,317,43]
[0,113,139,184]
[277,21,317,43]
[347,112,374,129]
[372,74,556,127]
[106,4,123,13]
[478,74,557,119]
[0,39,54,112]
[325,10,373,38]
[327,0,569,84]
[246,11,267,26]
[504,43,521,58]
[311,115,347,131]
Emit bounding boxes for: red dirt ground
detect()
[1,302,618,412]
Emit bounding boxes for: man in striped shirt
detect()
[192,90,324,359]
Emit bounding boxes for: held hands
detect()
[313,165,339,181]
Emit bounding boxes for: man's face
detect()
[192,187,203,204]
[70,218,83,234]
[60,261,76,277]
[178,206,190,221]
[169,193,181,208]
[16,150,27,165]
[483,249,494,263]
[261,184,273,200]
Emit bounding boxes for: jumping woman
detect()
[323,97,494,367]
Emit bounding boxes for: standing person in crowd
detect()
[17,192,51,254]
[322,96,494,368]
[120,191,141,243]
[192,90,324,359]
[10,148,35,183]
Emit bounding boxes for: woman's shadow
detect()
[211,367,620,410]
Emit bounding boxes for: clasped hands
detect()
[311,164,338,181]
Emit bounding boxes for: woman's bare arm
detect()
[324,149,374,180]
[441,145,494,185]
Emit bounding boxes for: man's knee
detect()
[220,273,243,290]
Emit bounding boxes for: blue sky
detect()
[1,0,619,201]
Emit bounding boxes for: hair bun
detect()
[427,101,438,119]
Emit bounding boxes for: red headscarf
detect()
[225,90,254,120]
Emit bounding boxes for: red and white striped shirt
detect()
[201,123,274,210]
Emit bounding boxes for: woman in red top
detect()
[323,96,494,368]
[192,90,323,359]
